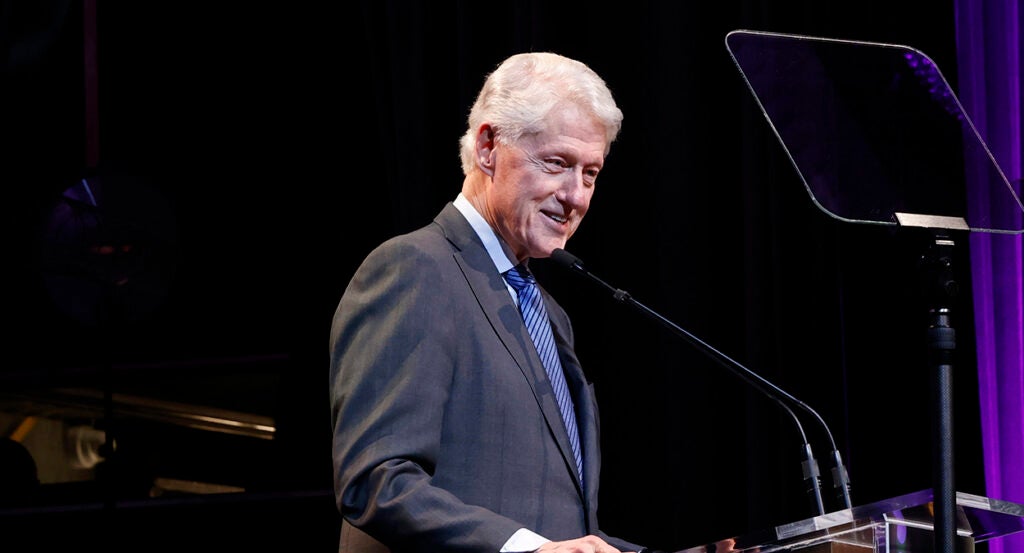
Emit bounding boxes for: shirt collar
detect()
[453,193,518,274]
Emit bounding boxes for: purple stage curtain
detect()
[954,1,1024,552]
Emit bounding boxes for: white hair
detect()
[459,52,623,176]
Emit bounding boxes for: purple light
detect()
[955,0,1024,552]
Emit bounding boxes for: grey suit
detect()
[330,202,643,552]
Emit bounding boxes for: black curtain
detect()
[347,2,986,550]
[4,1,986,550]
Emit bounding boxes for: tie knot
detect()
[503,264,535,293]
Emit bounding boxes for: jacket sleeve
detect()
[329,239,524,552]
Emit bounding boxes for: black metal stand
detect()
[919,231,959,553]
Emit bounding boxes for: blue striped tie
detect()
[504,264,584,486]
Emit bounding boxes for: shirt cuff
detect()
[500,528,549,552]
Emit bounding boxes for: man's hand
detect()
[713,538,738,552]
[535,535,634,553]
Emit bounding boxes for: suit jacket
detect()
[330,202,643,552]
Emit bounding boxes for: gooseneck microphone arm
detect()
[550,248,852,514]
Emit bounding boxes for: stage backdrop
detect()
[3,1,1020,551]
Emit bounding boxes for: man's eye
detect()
[546,159,568,168]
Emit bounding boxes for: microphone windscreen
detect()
[550,248,583,270]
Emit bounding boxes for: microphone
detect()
[550,248,853,514]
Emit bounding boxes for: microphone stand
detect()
[551,248,853,515]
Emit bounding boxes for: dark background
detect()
[2,1,988,551]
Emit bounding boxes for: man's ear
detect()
[475,124,496,176]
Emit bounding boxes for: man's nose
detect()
[559,169,590,207]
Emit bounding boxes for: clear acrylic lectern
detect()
[677,489,1024,552]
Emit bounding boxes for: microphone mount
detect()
[550,248,853,514]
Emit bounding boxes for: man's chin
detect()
[533,242,568,259]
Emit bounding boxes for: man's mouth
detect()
[544,211,568,224]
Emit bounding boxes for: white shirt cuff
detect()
[500,528,549,552]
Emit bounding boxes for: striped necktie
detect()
[504,264,584,486]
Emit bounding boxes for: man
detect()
[330,52,649,552]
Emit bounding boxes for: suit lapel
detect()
[435,204,585,496]
[557,336,599,506]
[548,298,597,505]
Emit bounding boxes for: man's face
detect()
[486,104,608,262]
